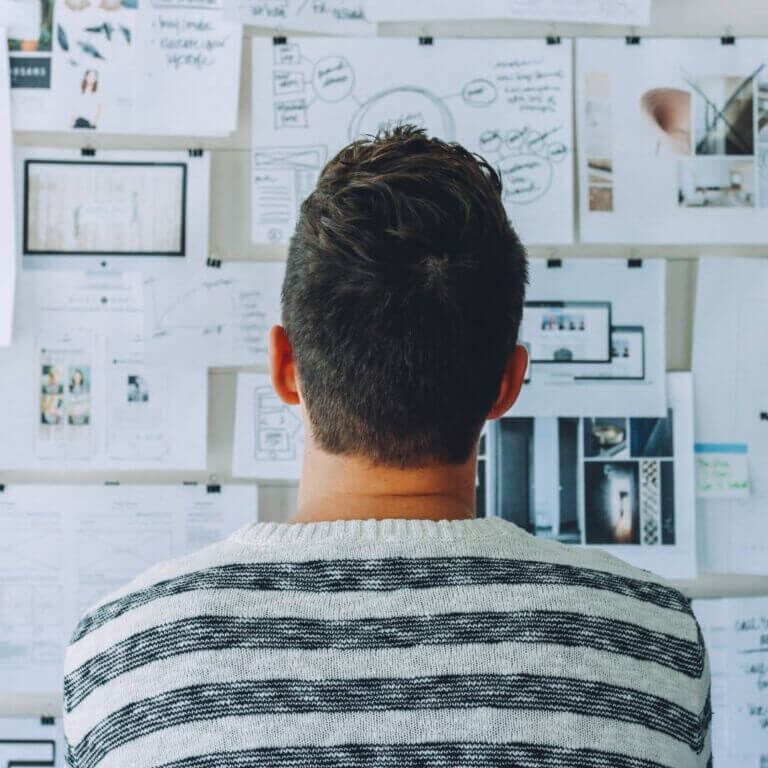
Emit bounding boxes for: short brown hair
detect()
[282,125,528,467]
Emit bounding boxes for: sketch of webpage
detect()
[18,148,210,272]
[0,484,258,693]
[0,271,207,470]
[251,37,574,245]
[233,372,304,480]
[694,597,768,768]
[226,0,374,35]
[368,0,650,24]
[10,0,242,135]
[0,35,15,347]
[144,260,285,367]
[495,373,695,579]
[0,716,65,768]
[694,258,768,575]
[578,39,768,244]
[512,258,666,417]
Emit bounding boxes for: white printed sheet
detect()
[144,260,285,367]
[9,0,242,136]
[0,717,65,767]
[512,258,666,418]
[16,148,210,273]
[693,258,768,574]
[0,484,258,694]
[251,37,574,245]
[577,38,768,244]
[496,373,695,580]
[0,271,207,471]
[368,0,650,25]
[694,597,768,768]
[232,372,304,481]
[0,33,14,347]
[225,0,374,35]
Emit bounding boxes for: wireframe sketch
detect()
[254,384,302,461]
[25,159,186,254]
[253,38,574,245]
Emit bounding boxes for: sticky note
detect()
[695,443,750,499]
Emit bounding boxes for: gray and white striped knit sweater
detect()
[63,517,712,768]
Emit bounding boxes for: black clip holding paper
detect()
[81,147,96,157]
[721,36,735,45]
[419,36,433,46]
[41,716,55,726]
[105,480,120,486]
[760,411,768,421]
[628,258,643,268]
[207,256,222,268]
[546,36,561,45]
[273,35,287,45]
[0,484,5,493]
[625,36,641,45]
[207,484,222,494]
[547,258,562,268]
[188,148,204,158]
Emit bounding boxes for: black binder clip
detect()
[721,35,735,45]
[547,258,562,268]
[628,258,643,268]
[207,484,222,494]
[41,715,55,726]
[105,480,120,486]
[206,256,222,268]
[81,147,96,157]
[188,148,203,158]
[0,484,5,493]
[418,36,433,46]
[625,36,641,45]
[273,35,287,45]
[760,411,768,422]
[546,36,561,45]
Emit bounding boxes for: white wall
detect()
[7,0,768,673]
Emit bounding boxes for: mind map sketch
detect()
[252,37,574,245]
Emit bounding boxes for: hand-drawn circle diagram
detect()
[312,56,356,103]
[349,87,456,142]
[497,153,553,205]
[462,79,498,108]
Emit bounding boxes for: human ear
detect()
[487,344,528,420]
[268,325,300,406]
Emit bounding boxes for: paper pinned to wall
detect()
[512,258,666,418]
[144,260,285,367]
[233,372,303,481]
[17,147,211,273]
[577,38,768,244]
[9,0,242,136]
[251,37,574,246]
[225,0,374,35]
[368,0,650,25]
[694,258,768,574]
[0,716,65,767]
[694,596,768,768]
[0,34,15,347]
[0,483,258,694]
[0,271,208,471]
[494,373,695,579]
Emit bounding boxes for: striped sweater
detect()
[63,517,712,768]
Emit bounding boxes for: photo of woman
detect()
[72,69,101,130]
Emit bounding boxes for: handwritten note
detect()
[227,0,374,34]
[695,443,751,499]
[695,597,768,767]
